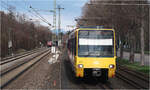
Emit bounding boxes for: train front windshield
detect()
[78,30,114,57]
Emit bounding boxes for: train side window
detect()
[74,37,76,56]
[72,38,75,56]
[71,39,73,53]
[68,40,69,49]
[72,38,74,54]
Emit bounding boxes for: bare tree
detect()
[1,10,53,58]
[78,0,149,65]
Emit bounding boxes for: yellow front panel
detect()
[108,68,115,78]
[75,57,116,78]
[74,28,116,78]
[76,57,116,68]
[76,68,84,77]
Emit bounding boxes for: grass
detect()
[144,51,150,54]
[117,58,150,75]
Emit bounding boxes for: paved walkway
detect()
[117,51,150,66]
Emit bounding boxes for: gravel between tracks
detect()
[4,53,61,89]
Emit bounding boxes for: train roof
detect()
[76,28,115,32]
[79,26,104,28]
[68,28,115,40]
[75,26,115,31]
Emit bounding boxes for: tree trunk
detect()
[129,35,135,63]
[149,3,150,58]
[120,41,123,59]
[140,5,145,66]
[140,20,145,66]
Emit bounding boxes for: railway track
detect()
[116,65,149,89]
[1,48,43,61]
[0,48,50,89]
[78,78,113,89]
[0,47,47,65]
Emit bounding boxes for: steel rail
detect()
[0,48,47,65]
[0,49,50,89]
[2,48,45,61]
[118,65,149,83]
[0,49,49,76]
[116,66,149,89]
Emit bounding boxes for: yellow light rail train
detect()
[67,27,116,81]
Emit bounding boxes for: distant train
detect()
[47,41,52,47]
[67,26,116,81]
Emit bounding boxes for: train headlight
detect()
[78,64,84,68]
[109,64,115,69]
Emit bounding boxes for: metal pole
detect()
[53,0,57,63]
[58,6,60,40]
[53,0,57,41]
[57,5,64,41]
[0,12,1,60]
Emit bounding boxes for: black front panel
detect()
[84,68,108,77]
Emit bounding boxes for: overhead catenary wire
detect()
[1,4,10,11]
[21,1,51,25]
[1,1,14,12]
[28,10,49,23]
[2,0,51,26]
[1,1,33,18]
[29,6,50,24]
[28,9,50,25]
[29,6,51,26]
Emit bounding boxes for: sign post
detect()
[8,28,13,56]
